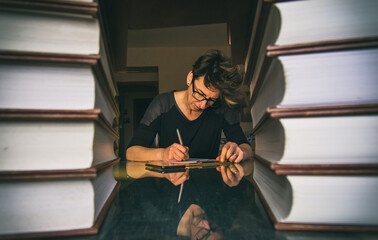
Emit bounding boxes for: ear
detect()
[186,71,193,86]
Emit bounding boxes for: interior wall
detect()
[126,46,231,93]
[118,85,158,160]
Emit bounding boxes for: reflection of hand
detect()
[165,169,189,186]
[219,164,244,187]
[218,142,244,163]
[162,143,189,161]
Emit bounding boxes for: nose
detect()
[199,100,207,109]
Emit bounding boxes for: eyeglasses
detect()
[195,227,211,240]
[193,214,219,240]
[192,80,219,107]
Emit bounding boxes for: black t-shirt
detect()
[127,91,248,159]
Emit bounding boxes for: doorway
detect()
[118,83,158,160]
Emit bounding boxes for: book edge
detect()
[0,158,120,180]
[252,104,378,134]
[253,156,378,175]
[267,37,378,56]
[0,108,119,139]
[0,0,98,17]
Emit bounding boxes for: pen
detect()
[176,128,184,203]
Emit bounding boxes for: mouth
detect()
[191,103,203,111]
[193,106,204,112]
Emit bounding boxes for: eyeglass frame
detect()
[191,79,219,107]
[193,213,221,240]
[195,227,211,240]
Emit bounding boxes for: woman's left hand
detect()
[218,163,244,187]
[218,142,244,163]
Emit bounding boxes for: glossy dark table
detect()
[48,161,378,240]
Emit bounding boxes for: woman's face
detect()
[188,75,220,112]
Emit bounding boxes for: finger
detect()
[183,147,190,160]
[220,144,230,162]
[234,164,244,176]
[220,166,230,183]
[175,145,189,160]
[229,165,238,175]
[168,172,183,182]
[168,147,178,160]
[230,165,244,185]
[173,145,189,161]
[225,166,235,180]
[234,149,244,163]
[225,143,238,160]
[228,153,238,162]
[216,156,221,171]
[175,143,188,153]
[173,149,186,161]
[225,150,233,161]
[170,172,187,185]
[227,167,240,186]
[177,170,190,185]
[172,169,189,182]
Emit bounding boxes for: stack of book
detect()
[0,0,120,238]
[246,0,378,231]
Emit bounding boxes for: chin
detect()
[191,105,202,112]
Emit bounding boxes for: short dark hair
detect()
[192,49,245,108]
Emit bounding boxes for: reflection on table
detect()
[48,159,378,240]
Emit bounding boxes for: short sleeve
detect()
[127,92,174,148]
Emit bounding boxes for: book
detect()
[250,47,378,128]
[0,52,119,127]
[265,0,378,50]
[145,159,231,174]
[0,109,119,171]
[246,0,378,99]
[0,0,119,122]
[252,160,378,231]
[245,0,378,233]
[0,159,120,238]
[252,106,378,170]
[267,0,378,49]
[0,2,100,55]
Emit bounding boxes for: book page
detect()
[170,158,216,164]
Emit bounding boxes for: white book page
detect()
[170,158,216,164]
[0,180,93,234]
[0,8,100,54]
[276,0,378,45]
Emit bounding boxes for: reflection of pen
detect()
[176,128,184,203]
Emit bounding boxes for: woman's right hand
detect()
[162,143,189,161]
[164,169,190,186]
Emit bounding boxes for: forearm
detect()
[239,143,253,160]
[126,145,164,161]
[124,160,189,186]
[125,160,165,178]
